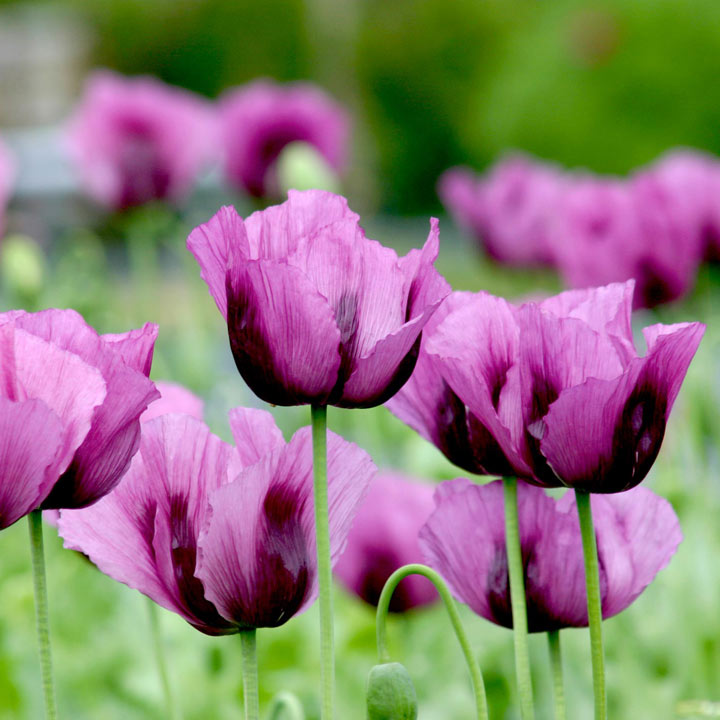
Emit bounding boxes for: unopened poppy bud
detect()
[0,234,45,305]
[366,662,418,720]
[277,141,340,195]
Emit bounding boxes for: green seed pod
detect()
[276,141,340,195]
[0,234,45,306]
[366,662,418,720]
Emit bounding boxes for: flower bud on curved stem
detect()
[375,563,489,720]
[366,662,418,720]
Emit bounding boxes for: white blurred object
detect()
[0,4,91,128]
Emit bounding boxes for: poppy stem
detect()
[146,599,179,720]
[502,476,536,720]
[311,404,334,720]
[375,563,489,720]
[267,692,306,720]
[240,629,260,720]
[575,490,606,720]
[28,509,58,720]
[547,630,566,720]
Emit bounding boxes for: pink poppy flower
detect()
[58,408,376,634]
[335,472,437,612]
[420,478,681,631]
[188,189,450,407]
[220,80,349,198]
[67,70,215,210]
[0,309,158,528]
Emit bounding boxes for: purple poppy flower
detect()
[389,282,704,492]
[419,478,681,632]
[334,472,438,612]
[0,309,158,528]
[220,80,349,198]
[67,70,216,210]
[57,408,375,635]
[188,189,450,408]
[140,380,204,423]
[641,149,720,263]
[549,173,702,309]
[438,155,565,266]
[0,137,14,234]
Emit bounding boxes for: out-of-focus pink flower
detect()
[389,282,704,492]
[140,380,204,423]
[420,478,681,631]
[335,472,438,613]
[188,190,450,407]
[0,137,14,232]
[549,168,705,308]
[220,80,349,198]
[58,408,375,635]
[641,149,720,263]
[438,155,565,266]
[0,309,159,528]
[67,70,216,210]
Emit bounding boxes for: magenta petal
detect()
[424,292,529,475]
[228,407,285,467]
[244,189,358,259]
[101,323,159,377]
[585,488,682,618]
[225,258,342,405]
[334,472,438,611]
[58,415,237,634]
[196,426,375,628]
[540,321,705,492]
[187,205,251,319]
[538,281,636,365]
[141,381,204,423]
[0,398,65,529]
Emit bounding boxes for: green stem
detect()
[240,629,260,720]
[311,404,334,720]
[147,599,179,720]
[502,477,535,720]
[28,510,58,720]
[376,563,489,720]
[267,692,306,720]
[575,490,606,720]
[547,631,566,720]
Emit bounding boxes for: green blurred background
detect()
[1,1,720,719]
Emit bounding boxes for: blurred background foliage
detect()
[3,0,720,211]
[1,0,720,718]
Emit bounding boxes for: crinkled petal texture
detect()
[390,283,703,492]
[59,414,239,635]
[188,190,450,407]
[420,479,681,632]
[66,70,216,210]
[0,317,109,528]
[59,409,375,634]
[334,472,438,612]
[196,420,376,628]
[220,80,349,198]
[3,309,160,509]
[140,381,204,423]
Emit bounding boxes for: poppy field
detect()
[1,2,720,720]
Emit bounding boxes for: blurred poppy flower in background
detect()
[140,380,204,423]
[188,189,450,408]
[420,478,681,631]
[58,408,375,635]
[0,309,158,528]
[390,282,704,492]
[438,155,565,266]
[67,70,216,210]
[220,79,349,198]
[335,472,438,613]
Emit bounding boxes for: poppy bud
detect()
[366,662,418,720]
